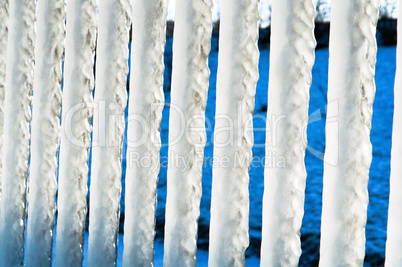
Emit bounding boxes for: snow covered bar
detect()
[55,0,96,265]
[320,0,379,266]
[209,0,259,266]
[25,0,65,265]
[123,0,167,265]
[386,2,402,266]
[163,0,213,266]
[87,0,130,265]
[0,0,35,265]
[0,0,400,266]
[261,0,316,266]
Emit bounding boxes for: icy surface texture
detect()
[87,0,130,266]
[385,2,402,266]
[319,0,379,265]
[208,0,259,266]
[0,0,7,211]
[163,0,213,266]
[260,0,316,266]
[122,1,167,266]
[0,0,35,264]
[55,0,97,265]
[25,0,65,265]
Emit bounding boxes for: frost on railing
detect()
[208,0,259,266]
[260,0,316,266]
[0,0,400,265]
[0,0,35,265]
[25,0,65,265]
[87,0,130,265]
[0,0,8,211]
[163,0,213,266]
[319,0,379,266]
[386,2,402,266]
[55,0,97,265]
[122,0,167,266]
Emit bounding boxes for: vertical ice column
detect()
[122,0,167,266]
[0,0,8,209]
[25,0,65,265]
[385,3,402,266]
[208,0,259,266]
[163,0,213,266]
[54,0,97,265]
[0,0,35,264]
[319,0,379,266]
[260,0,316,266]
[87,0,130,265]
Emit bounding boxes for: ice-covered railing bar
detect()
[386,2,402,266]
[0,0,35,264]
[122,0,167,265]
[163,0,213,266]
[0,0,7,212]
[87,0,130,265]
[319,0,379,265]
[55,0,97,265]
[25,0,65,265]
[208,0,259,266]
[0,0,400,265]
[260,0,316,266]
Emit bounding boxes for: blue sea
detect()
[85,39,396,266]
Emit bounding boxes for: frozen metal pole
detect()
[87,0,130,265]
[54,0,97,265]
[25,0,65,265]
[0,0,35,264]
[163,0,213,265]
[0,0,8,209]
[208,0,259,266]
[385,2,402,266]
[122,0,167,266]
[319,0,379,265]
[260,0,316,266]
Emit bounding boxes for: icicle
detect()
[260,0,316,266]
[0,0,8,211]
[319,0,379,265]
[122,0,167,266]
[25,0,65,265]
[87,0,130,265]
[208,0,259,266]
[54,0,97,265]
[0,0,35,264]
[385,2,402,266]
[163,0,213,265]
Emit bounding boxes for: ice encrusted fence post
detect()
[385,3,402,266]
[208,0,259,266]
[319,0,379,265]
[0,0,35,264]
[122,0,168,266]
[260,0,316,266]
[87,0,130,265]
[25,0,65,265]
[163,0,213,265]
[54,0,97,265]
[0,0,8,209]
